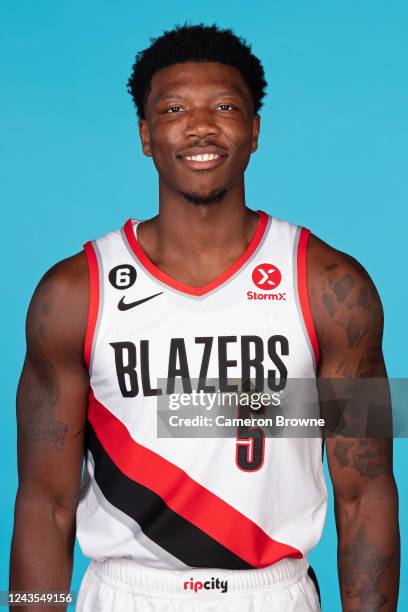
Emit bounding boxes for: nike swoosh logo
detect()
[118,292,163,311]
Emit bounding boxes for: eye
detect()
[166,106,183,113]
[217,104,235,111]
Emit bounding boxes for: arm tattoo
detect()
[318,262,384,377]
[17,288,68,448]
[332,273,355,303]
[18,349,67,448]
[333,439,390,479]
[314,249,398,609]
[339,524,392,609]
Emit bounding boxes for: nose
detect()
[184,107,219,139]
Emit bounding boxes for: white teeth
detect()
[185,153,220,162]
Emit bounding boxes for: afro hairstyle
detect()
[127,23,267,119]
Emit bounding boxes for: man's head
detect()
[127,24,267,205]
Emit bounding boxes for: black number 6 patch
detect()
[108,265,137,290]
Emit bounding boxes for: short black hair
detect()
[127,23,267,119]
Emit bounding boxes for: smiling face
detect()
[139,62,260,205]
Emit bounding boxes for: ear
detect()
[251,114,261,153]
[138,119,152,157]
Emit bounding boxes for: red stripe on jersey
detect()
[123,211,269,297]
[297,228,320,366]
[83,241,99,369]
[88,391,303,568]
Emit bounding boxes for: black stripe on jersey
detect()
[86,420,253,569]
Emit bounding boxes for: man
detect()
[10,24,399,611]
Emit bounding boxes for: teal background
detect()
[1,1,407,609]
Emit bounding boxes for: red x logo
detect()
[252,263,282,290]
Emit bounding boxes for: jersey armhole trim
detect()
[297,228,320,366]
[83,241,100,370]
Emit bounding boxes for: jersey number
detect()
[235,404,265,471]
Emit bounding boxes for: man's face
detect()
[139,62,260,204]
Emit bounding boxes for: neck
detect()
[153,177,255,257]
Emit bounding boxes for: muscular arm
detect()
[308,235,400,611]
[9,252,89,608]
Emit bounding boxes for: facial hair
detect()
[179,187,227,206]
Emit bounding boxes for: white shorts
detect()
[76,556,321,611]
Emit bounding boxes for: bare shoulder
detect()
[306,234,384,376]
[307,233,380,297]
[31,250,88,294]
[26,251,89,359]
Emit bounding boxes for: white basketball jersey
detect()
[76,210,327,570]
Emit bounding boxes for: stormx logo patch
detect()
[183,577,228,594]
[248,263,287,301]
[247,291,287,301]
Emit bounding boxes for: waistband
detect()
[89,556,310,596]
